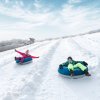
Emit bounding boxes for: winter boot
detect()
[84,70,91,76]
[15,57,16,60]
[70,70,74,76]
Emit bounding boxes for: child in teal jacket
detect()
[60,57,91,76]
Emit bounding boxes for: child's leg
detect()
[68,64,74,76]
[74,63,87,71]
[20,57,24,63]
[68,64,74,71]
[15,57,21,60]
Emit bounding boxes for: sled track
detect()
[73,36,100,57]
[34,39,81,100]
[2,40,61,100]
[34,38,100,100]
[67,38,95,58]
[71,37,100,77]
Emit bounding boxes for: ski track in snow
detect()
[0,33,100,100]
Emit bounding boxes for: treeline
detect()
[0,38,35,52]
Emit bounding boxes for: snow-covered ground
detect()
[0,32,100,100]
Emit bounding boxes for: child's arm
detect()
[15,49,25,56]
[31,56,39,58]
[60,61,69,67]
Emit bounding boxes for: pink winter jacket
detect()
[16,50,39,59]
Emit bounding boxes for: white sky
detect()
[0,0,100,41]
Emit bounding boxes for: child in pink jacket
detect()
[15,49,39,63]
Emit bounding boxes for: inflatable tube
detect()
[15,57,32,64]
[58,66,88,76]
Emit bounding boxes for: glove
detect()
[59,64,63,69]
[83,61,88,66]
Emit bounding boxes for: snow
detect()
[0,32,100,100]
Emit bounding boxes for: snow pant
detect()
[15,57,24,63]
[68,63,87,71]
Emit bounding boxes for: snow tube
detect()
[58,66,88,76]
[15,57,32,64]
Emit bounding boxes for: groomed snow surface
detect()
[0,33,100,100]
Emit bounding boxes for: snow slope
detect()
[0,32,100,100]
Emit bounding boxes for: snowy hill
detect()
[0,32,100,100]
[0,38,35,52]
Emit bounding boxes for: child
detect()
[60,57,91,76]
[15,49,39,63]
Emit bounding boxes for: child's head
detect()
[25,50,29,55]
[67,56,73,63]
